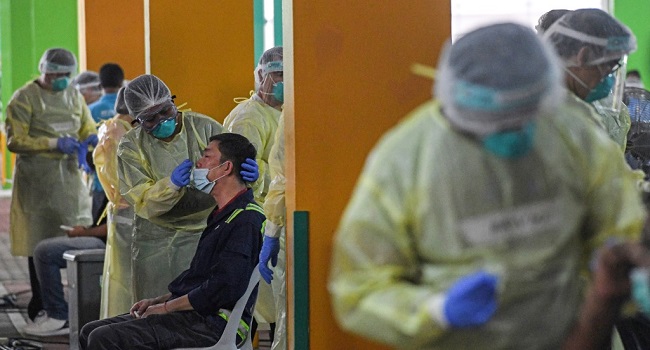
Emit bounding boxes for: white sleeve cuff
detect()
[426,294,450,329]
[167,178,181,191]
[48,138,58,149]
[264,220,282,238]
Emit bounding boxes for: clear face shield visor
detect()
[591,56,628,117]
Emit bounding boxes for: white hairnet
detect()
[254,46,283,90]
[115,86,129,115]
[543,8,637,67]
[38,48,77,74]
[72,71,100,91]
[435,22,563,136]
[124,74,173,120]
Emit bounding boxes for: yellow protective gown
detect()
[223,95,281,324]
[94,114,135,317]
[263,114,287,350]
[118,111,222,300]
[6,81,96,256]
[223,95,281,204]
[329,99,646,350]
[591,98,631,151]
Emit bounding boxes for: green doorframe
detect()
[253,0,283,64]
[0,0,79,189]
[253,0,265,65]
[273,0,283,47]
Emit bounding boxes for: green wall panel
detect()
[0,0,79,189]
[615,0,650,86]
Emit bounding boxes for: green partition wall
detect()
[615,0,650,85]
[0,0,79,189]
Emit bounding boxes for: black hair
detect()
[209,133,257,183]
[537,9,570,32]
[99,63,125,89]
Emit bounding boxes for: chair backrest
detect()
[173,264,260,350]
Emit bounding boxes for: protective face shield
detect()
[258,60,284,104]
[51,76,71,92]
[191,162,228,194]
[483,122,537,159]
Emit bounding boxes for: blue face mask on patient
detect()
[482,122,536,159]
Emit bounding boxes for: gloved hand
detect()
[56,136,80,155]
[241,158,259,182]
[171,159,193,187]
[83,134,99,147]
[259,236,280,284]
[77,144,92,173]
[443,271,498,328]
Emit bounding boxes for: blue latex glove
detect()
[77,143,92,173]
[444,271,498,328]
[259,236,280,284]
[56,137,80,155]
[83,134,99,147]
[241,158,259,182]
[171,159,193,187]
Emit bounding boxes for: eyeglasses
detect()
[598,59,625,75]
[137,105,178,131]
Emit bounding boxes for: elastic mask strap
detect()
[188,114,207,150]
[564,68,590,90]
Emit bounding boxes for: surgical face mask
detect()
[191,162,227,194]
[585,73,615,102]
[151,116,177,139]
[482,122,536,159]
[52,76,71,91]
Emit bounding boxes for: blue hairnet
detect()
[543,8,636,67]
[435,23,563,136]
[124,74,173,120]
[38,48,77,74]
[72,71,101,91]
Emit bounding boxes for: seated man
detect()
[23,197,108,336]
[80,133,264,350]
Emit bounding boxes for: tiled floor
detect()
[0,196,69,349]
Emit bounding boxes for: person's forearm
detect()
[81,224,108,238]
[562,287,624,349]
[163,295,193,312]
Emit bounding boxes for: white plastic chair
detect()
[173,264,260,350]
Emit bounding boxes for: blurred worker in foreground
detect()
[81,133,264,350]
[5,48,97,321]
[117,74,258,300]
[329,23,648,349]
[94,86,136,317]
[543,8,636,151]
[72,71,102,105]
[223,46,283,345]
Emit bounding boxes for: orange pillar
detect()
[79,0,146,79]
[148,1,254,121]
[284,1,451,349]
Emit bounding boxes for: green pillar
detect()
[0,0,79,189]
